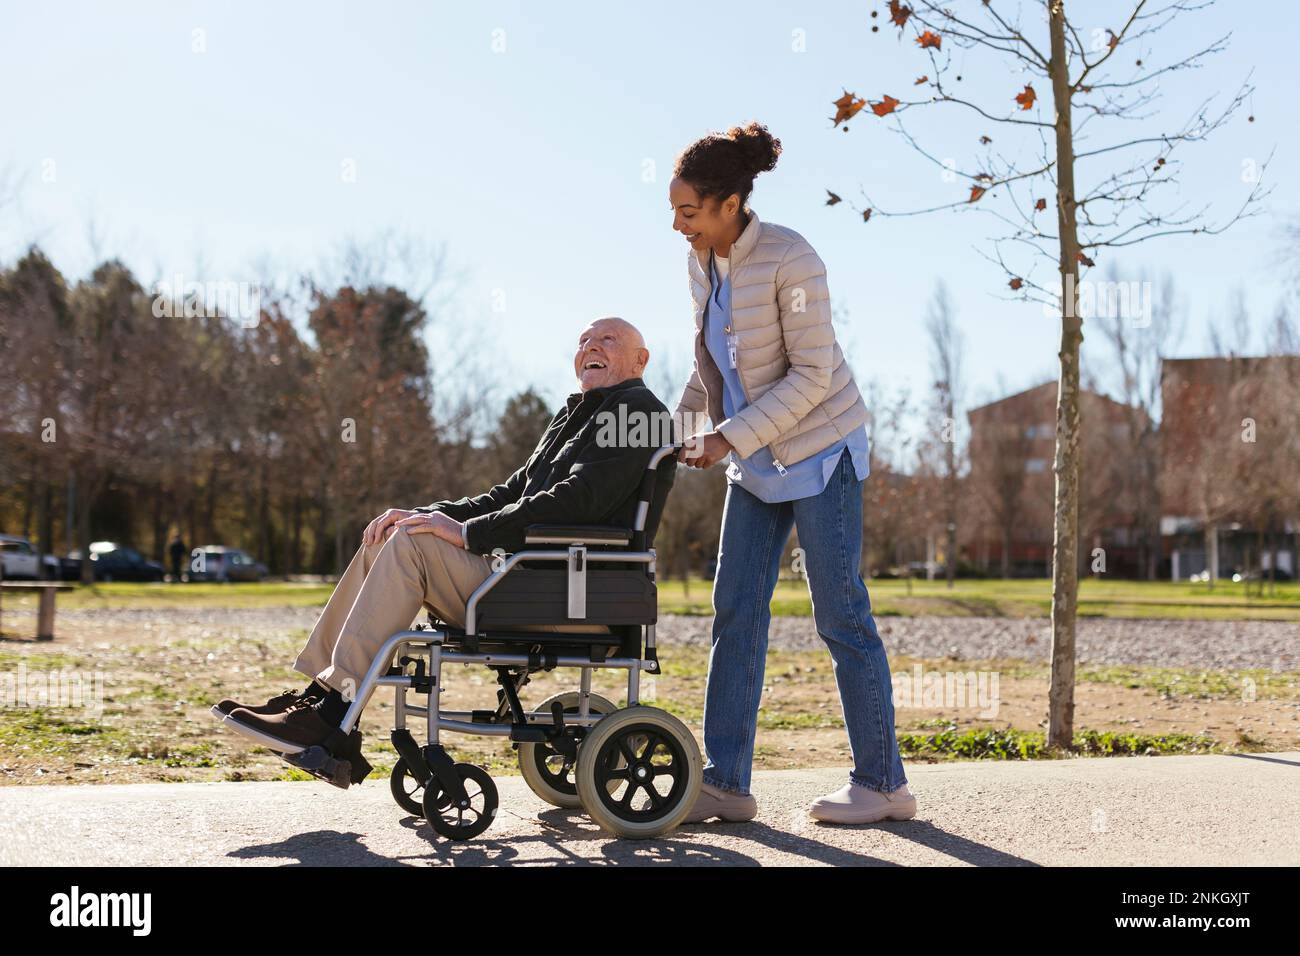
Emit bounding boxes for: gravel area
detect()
[9,607,1297,671]
[661,614,1299,672]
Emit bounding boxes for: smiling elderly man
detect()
[212,317,673,761]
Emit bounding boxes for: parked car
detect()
[1,534,42,579]
[65,541,165,582]
[188,546,268,583]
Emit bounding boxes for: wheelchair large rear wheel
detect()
[575,706,701,839]
[519,691,618,809]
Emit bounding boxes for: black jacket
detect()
[417,377,675,555]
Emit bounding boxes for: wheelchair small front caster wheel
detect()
[422,763,498,840]
[389,757,427,817]
[519,691,618,808]
[575,706,702,839]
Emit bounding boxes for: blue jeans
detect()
[701,451,908,795]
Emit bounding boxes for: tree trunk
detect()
[1267,522,1277,597]
[945,517,957,588]
[1046,1,1082,750]
[680,525,691,598]
[291,492,303,576]
[945,443,958,588]
[1206,521,1218,590]
[77,471,96,585]
[36,479,52,580]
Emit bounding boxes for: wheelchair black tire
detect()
[518,692,618,808]
[422,763,498,840]
[389,757,426,817]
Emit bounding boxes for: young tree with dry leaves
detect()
[827,0,1269,748]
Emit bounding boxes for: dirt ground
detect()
[1,607,1296,786]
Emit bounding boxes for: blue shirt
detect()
[704,253,870,504]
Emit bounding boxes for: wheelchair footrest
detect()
[282,731,374,790]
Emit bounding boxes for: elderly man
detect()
[212,317,672,767]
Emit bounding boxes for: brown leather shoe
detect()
[225,699,336,753]
[210,687,316,720]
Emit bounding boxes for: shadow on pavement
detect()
[859,819,1039,866]
[225,809,1038,867]
[229,831,409,866]
[1227,753,1300,768]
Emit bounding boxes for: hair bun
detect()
[728,121,782,177]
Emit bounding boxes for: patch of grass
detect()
[757,707,843,730]
[1235,730,1269,749]
[657,576,1300,621]
[0,651,82,670]
[897,725,1223,760]
[275,767,314,782]
[6,575,1297,620]
[2,582,333,611]
[157,743,219,768]
[988,661,1299,701]
[0,709,132,757]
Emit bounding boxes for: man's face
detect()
[573,318,648,391]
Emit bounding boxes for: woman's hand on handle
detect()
[677,430,734,469]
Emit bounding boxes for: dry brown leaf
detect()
[870,94,901,117]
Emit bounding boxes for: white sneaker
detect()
[684,781,758,823]
[807,781,916,824]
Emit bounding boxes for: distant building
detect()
[966,381,1145,577]
[1159,356,1300,582]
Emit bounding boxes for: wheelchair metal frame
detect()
[338,444,676,746]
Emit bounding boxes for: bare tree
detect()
[1208,285,1254,359]
[1095,269,1183,579]
[828,0,1269,748]
[925,281,965,587]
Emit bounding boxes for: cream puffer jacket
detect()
[673,210,869,470]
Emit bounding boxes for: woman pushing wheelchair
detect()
[669,122,916,826]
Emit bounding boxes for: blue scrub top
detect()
[703,252,870,504]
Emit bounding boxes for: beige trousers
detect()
[293,529,605,695]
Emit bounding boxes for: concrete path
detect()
[1,752,1296,866]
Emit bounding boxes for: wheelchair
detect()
[281,443,702,841]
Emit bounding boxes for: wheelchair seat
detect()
[435,446,676,657]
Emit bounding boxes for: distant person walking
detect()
[168,531,187,584]
[668,122,914,826]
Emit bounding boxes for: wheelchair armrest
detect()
[523,524,632,547]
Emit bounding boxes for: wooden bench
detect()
[0,582,76,641]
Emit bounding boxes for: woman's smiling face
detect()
[669,177,740,253]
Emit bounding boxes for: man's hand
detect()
[678,430,733,469]
[395,511,467,548]
[363,508,418,546]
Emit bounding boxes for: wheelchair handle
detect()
[633,443,679,539]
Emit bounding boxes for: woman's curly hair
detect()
[673,121,782,208]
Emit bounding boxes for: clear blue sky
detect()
[2,0,1294,419]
